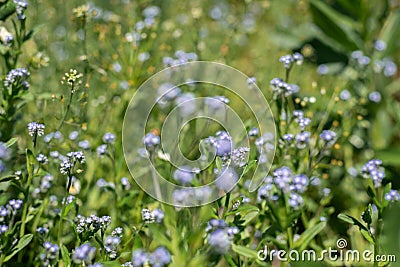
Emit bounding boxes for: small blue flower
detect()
[295,131,311,149]
[0,142,10,160]
[385,190,400,202]
[143,132,160,148]
[215,167,238,192]
[27,122,45,137]
[320,130,336,144]
[103,132,116,143]
[374,40,387,51]
[97,144,108,157]
[132,249,149,267]
[149,247,171,267]
[317,64,329,75]
[279,54,294,69]
[72,243,96,265]
[362,159,385,188]
[248,127,259,137]
[339,90,351,101]
[208,229,231,254]
[69,131,79,140]
[0,224,8,234]
[36,154,48,165]
[173,166,195,184]
[369,91,381,103]
[152,209,164,223]
[288,192,304,209]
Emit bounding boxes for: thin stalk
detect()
[19,169,34,238]
[150,153,162,200]
[222,192,231,218]
[58,85,74,131]
[57,174,73,248]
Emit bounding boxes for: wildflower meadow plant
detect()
[0,1,399,267]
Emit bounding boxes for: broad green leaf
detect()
[99,262,122,267]
[6,137,17,147]
[224,254,239,267]
[26,149,35,179]
[4,234,33,262]
[22,24,45,42]
[371,110,392,149]
[226,204,259,216]
[270,22,320,49]
[0,175,17,183]
[337,214,368,231]
[309,0,362,52]
[232,244,258,259]
[63,198,76,217]
[132,235,143,250]
[215,157,222,169]
[366,186,376,199]
[375,148,400,166]
[361,204,372,225]
[61,245,71,267]
[293,222,326,250]
[242,210,259,226]
[378,11,400,57]
[360,229,375,244]
[240,160,256,178]
[335,0,362,19]
[0,0,16,21]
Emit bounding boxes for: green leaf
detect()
[0,175,17,183]
[371,110,393,149]
[0,0,16,21]
[63,198,76,217]
[367,186,376,199]
[309,0,362,52]
[362,204,372,225]
[4,234,33,262]
[337,213,368,231]
[375,148,400,166]
[240,160,256,178]
[242,210,259,226]
[148,224,172,250]
[335,0,362,19]
[270,22,320,49]
[378,11,400,57]
[215,157,222,169]
[6,137,18,148]
[224,254,239,267]
[226,204,259,216]
[23,24,44,42]
[132,234,143,250]
[232,244,258,259]
[360,229,375,244]
[61,245,71,267]
[100,262,122,267]
[26,149,35,179]
[293,222,326,250]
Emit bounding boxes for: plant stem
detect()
[19,168,34,238]
[374,218,383,267]
[222,192,231,217]
[58,87,74,131]
[150,153,162,200]
[58,175,73,248]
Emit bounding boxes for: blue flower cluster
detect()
[361,159,385,188]
[130,246,171,267]
[206,219,239,254]
[257,166,309,209]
